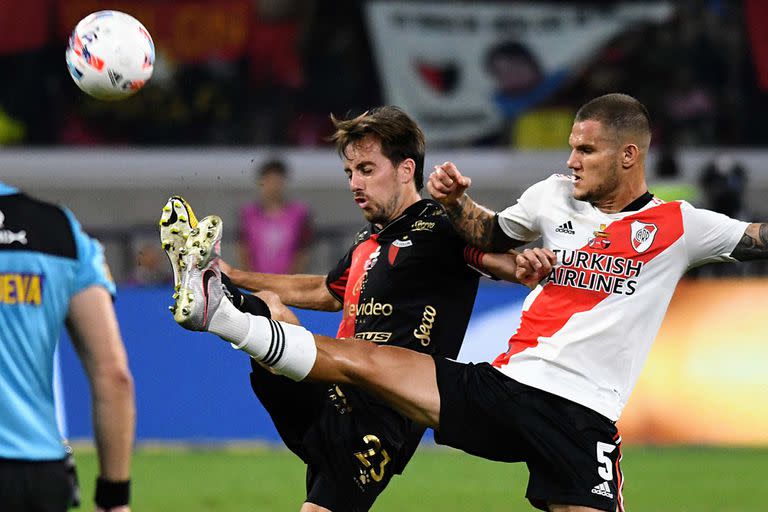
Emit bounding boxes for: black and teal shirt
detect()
[0,182,115,460]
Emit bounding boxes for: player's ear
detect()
[621,144,640,169]
[399,158,416,184]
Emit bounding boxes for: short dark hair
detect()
[330,106,426,191]
[255,159,288,180]
[575,93,651,143]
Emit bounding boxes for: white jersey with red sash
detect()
[494,174,748,420]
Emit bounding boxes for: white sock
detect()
[208,296,250,344]
[208,299,317,381]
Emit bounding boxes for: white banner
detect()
[365,2,673,144]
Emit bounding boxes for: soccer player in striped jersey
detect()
[163,106,550,512]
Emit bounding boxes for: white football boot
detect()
[159,196,198,291]
[172,215,225,331]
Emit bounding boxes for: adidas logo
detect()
[590,481,614,499]
[555,220,575,235]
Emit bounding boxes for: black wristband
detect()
[94,477,130,509]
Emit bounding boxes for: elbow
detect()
[92,364,135,400]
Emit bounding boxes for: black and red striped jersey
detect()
[326,198,484,359]
[322,199,488,474]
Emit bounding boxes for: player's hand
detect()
[427,162,472,206]
[515,248,557,288]
[96,507,130,512]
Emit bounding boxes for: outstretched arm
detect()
[730,223,768,261]
[219,260,341,312]
[428,162,524,253]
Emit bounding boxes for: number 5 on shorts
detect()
[596,441,616,481]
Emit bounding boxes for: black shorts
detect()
[434,358,624,512]
[0,457,71,512]
[249,360,327,462]
[250,363,422,512]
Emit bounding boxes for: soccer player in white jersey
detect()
[171,94,762,512]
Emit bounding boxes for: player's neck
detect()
[378,191,422,228]
[593,179,649,214]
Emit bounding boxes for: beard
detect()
[573,165,621,204]
[362,189,402,226]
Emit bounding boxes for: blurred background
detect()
[3,0,768,462]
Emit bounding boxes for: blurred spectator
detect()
[290,0,380,145]
[129,241,173,286]
[485,41,564,121]
[660,68,717,145]
[697,155,750,277]
[238,159,313,273]
[483,40,566,146]
[699,155,748,220]
[648,146,699,203]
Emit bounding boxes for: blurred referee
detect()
[0,181,135,512]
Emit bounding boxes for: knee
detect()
[339,340,384,385]
[254,291,295,323]
[255,290,281,309]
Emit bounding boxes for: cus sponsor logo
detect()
[354,331,392,342]
[413,305,437,346]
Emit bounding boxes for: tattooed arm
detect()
[730,223,768,261]
[443,194,523,252]
[427,161,525,252]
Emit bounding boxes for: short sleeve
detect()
[63,209,116,297]
[681,202,750,268]
[497,177,553,242]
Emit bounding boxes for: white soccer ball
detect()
[65,11,155,101]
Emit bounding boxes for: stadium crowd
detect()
[0,0,764,148]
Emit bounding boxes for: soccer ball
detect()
[65,11,155,101]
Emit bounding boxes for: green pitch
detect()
[72,445,768,511]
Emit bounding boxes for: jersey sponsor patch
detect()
[555,220,575,234]
[413,305,437,347]
[354,331,392,342]
[347,298,394,318]
[388,238,412,265]
[410,220,435,232]
[391,239,413,248]
[588,224,611,250]
[0,210,28,245]
[630,221,658,253]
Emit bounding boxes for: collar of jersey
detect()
[620,191,654,212]
[589,191,655,219]
[371,198,434,235]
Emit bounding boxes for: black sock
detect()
[220,273,272,318]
